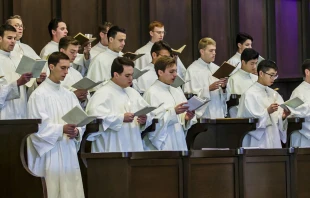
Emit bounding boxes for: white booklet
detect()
[184,96,210,111]
[280,97,304,111]
[71,77,103,90]
[170,75,190,88]
[62,105,97,127]
[134,103,164,116]
[133,68,149,79]
[16,55,46,78]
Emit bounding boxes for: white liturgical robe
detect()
[133,62,157,93]
[237,82,288,148]
[183,58,227,118]
[143,80,197,150]
[0,50,29,119]
[288,81,310,147]
[227,52,242,75]
[135,41,187,79]
[86,80,153,152]
[86,48,122,91]
[40,41,58,60]
[0,81,19,110]
[27,78,85,198]
[226,69,258,117]
[90,41,108,58]
[13,40,40,59]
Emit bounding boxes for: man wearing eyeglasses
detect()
[226,48,259,117]
[237,60,290,148]
[134,21,186,79]
[90,22,113,58]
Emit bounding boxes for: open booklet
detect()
[74,33,96,45]
[212,61,236,79]
[184,96,210,111]
[16,55,46,78]
[62,105,97,127]
[122,52,145,61]
[134,103,164,116]
[280,97,304,112]
[171,75,190,88]
[133,68,149,79]
[172,45,186,55]
[71,77,103,90]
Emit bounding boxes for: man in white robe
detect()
[86,26,125,92]
[226,48,259,117]
[288,60,310,147]
[90,22,113,58]
[237,60,290,148]
[44,36,88,108]
[0,24,34,119]
[27,52,85,198]
[143,56,196,151]
[133,40,173,93]
[86,57,152,152]
[39,18,90,76]
[6,15,47,86]
[134,21,186,79]
[184,37,228,118]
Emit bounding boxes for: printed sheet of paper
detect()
[71,77,103,90]
[134,103,164,116]
[62,105,97,127]
[16,55,46,78]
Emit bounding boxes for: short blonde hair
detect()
[149,21,164,31]
[198,37,216,50]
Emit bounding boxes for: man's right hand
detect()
[17,72,33,86]
[63,124,78,138]
[124,112,134,122]
[209,81,222,91]
[74,89,88,101]
[267,103,279,114]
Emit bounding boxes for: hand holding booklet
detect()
[184,96,210,111]
[74,32,96,45]
[280,97,304,112]
[16,55,46,78]
[133,68,149,79]
[62,105,97,127]
[170,75,190,88]
[134,103,164,116]
[71,77,103,90]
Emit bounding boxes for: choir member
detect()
[90,21,113,58]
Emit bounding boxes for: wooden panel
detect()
[61,0,101,40]
[201,0,231,65]
[12,0,53,54]
[149,0,193,67]
[106,0,141,53]
[275,0,302,78]
[239,0,267,58]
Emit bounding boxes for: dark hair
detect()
[236,32,253,48]
[155,56,176,77]
[111,57,134,77]
[257,60,278,74]
[150,40,172,57]
[241,48,259,63]
[0,24,16,37]
[98,22,113,35]
[107,26,126,42]
[48,18,65,38]
[59,36,79,51]
[48,52,70,68]
[302,59,310,77]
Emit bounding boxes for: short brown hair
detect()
[198,37,216,50]
[58,36,79,51]
[155,56,176,77]
[149,21,164,32]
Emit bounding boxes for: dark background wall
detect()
[1,0,309,79]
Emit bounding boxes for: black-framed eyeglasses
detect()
[263,71,278,79]
[152,31,167,35]
[13,24,25,30]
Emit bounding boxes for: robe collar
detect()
[0,49,10,57]
[147,41,154,46]
[197,58,211,68]
[302,81,310,89]
[97,42,108,50]
[254,81,268,91]
[235,52,241,57]
[109,80,125,92]
[238,68,252,78]
[49,40,59,46]
[155,79,170,90]
[46,77,61,90]
[106,48,120,57]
